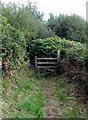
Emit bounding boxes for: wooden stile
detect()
[38,58,57,60]
[37,62,57,65]
[35,56,38,71]
[34,50,60,73]
[57,50,60,71]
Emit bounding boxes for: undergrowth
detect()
[54,76,87,118]
[2,62,46,118]
[2,63,87,118]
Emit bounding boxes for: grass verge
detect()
[2,62,46,118]
[54,76,87,118]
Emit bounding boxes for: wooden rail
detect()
[35,50,60,73]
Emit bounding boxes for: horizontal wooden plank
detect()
[44,68,56,72]
[37,58,57,60]
[37,66,57,69]
[37,62,57,65]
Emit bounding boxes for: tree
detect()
[47,14,86,43]
[1,1,53,42]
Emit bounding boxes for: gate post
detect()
[35,56,38,71]
[57,50,60,71]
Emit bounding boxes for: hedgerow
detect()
[29,36,86,64]
[1,16,26,75]
[29,36,73,58]
[67,43,87,64]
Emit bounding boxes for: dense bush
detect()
[29,37,68,59]
[1,2,87,76]
[29,36,86,65]
[67,43,87,65]
[1,16,26,75]
[47,14,87,43]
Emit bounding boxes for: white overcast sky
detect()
[1,0,88,20]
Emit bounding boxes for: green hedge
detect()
[29,36,74,58]
[67,43,87,64]
[1,16,26,71]
[29,36,87,64]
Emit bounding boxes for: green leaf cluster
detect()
[1,1,54,42]
[1,15,26,71]
[67,43,87,64]
[47,14,87,43]
[29,36,73,58]
[29,36,87,65]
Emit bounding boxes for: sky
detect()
[1,0,88,20]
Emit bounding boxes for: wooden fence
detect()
[34,50,60,73]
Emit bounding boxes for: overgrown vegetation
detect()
[54,77,87,118]
[1,15,27,78]
[2,65,87,118]
[1,1,88,119]
[1,1,53,41]
[29,36,87,65]
[47,14,87,43]
[2,63,46,118]
[1,1,87,74]
[1,1,54,76]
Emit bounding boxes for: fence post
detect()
[35,56,38,71]
[57,50,60,71]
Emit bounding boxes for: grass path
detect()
[2,63,87,118]
[40,78,60,118]
[38,75,87,118]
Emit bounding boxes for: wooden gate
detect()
[35,50,60,73]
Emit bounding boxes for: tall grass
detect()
[2,62,46,118]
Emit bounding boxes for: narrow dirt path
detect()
[39,77,61,118]
[37,75,87,118]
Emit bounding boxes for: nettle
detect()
[1,16,26,75]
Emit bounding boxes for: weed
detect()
[54,77,87,118]
[55,88,68,101]
[59,81,66,87]
[62,103,83,118]
[2,63,46,118]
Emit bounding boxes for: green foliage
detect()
[55,88,68,101]
[18,93,45,118]
[29,36,78,58]
[59,81,66,87]
[29,36,71,58]
[1,15,26,71]
[47,14,86,43]
[62,103,84,118]
[29,36,87,65]
[1,1,53,42]
[67,43,87,64]
[2,63,46,118]
[54,77,69,101]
